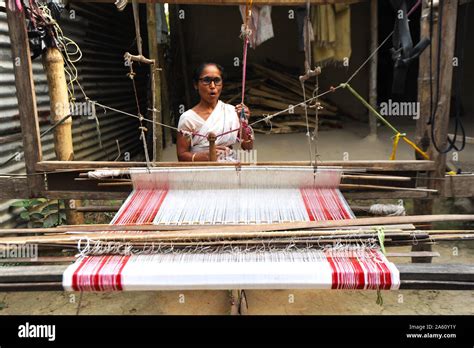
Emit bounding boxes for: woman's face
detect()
[195,65,223,104]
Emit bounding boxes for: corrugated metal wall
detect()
[0,2,148,227]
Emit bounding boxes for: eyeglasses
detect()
[199,77,223,86]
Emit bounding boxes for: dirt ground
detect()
[1,119,473,315]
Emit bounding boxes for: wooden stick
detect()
[84,174,412,183]
[341,175,411,182]
[340,184,437,193]
[35,160,436,172]
[0,215,472,235]
[208,132,217,162]
[97,182,132,187]
[0,230,431,245]
[123,52,155,65]
[0,257,75,264]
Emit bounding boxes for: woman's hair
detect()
[192,62,225,84]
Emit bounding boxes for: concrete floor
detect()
[1,119,473,315]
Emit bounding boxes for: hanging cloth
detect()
[239,5,274,48]
[311,4,352,65]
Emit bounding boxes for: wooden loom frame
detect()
[2,0,474,294]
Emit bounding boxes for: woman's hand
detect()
[216,146,231,160]
[235,103,250,120]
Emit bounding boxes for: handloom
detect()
[61,167,399,291]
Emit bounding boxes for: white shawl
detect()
[178,100,241,155]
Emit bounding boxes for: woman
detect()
[177,63,254,162]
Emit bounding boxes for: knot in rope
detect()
[240,24,253,40]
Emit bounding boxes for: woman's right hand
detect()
[216,146,231,160]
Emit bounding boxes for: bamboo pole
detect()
[368,0,378,137]
[147,3,163,161]
[43,48,83,225]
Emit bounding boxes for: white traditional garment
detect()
[178,100,241,161]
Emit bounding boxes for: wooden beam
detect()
[444,174,474,198]
[6,4,43,197]
[0,177,29,199]
[429,0,458,191]
[158,42,172,147]
[35,160,436,172]
[397,263,474,282]
[39,189,429,200]
[41,190,129,200]
[147,3,163,161]
[416,0,459,193]
[345,191,428,200]
[368,0,378,137]
[0,215,472,235]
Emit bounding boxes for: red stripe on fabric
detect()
[71,257,91,292]
[376,252,392,290]
[332,189,352,219]
[300,188,315,221]
[114,190,141,224]
[150,190,168,222]
[325,253,339,289]
[115,255,131,291]
[351,257,365,290]
[319,189,333,220]
[92,255,111,291]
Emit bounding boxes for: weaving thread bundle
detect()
[63,167,399,291]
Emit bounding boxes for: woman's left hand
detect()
[235,103,250,120]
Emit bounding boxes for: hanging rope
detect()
[237,0,254,146]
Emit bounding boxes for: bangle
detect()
[192,153,197,162]
[242,139,253,144]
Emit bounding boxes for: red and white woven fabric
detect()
[63,168,399,291]
[63,249,399,291]
[113,168,355,225]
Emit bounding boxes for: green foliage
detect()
[11,199,66,228]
